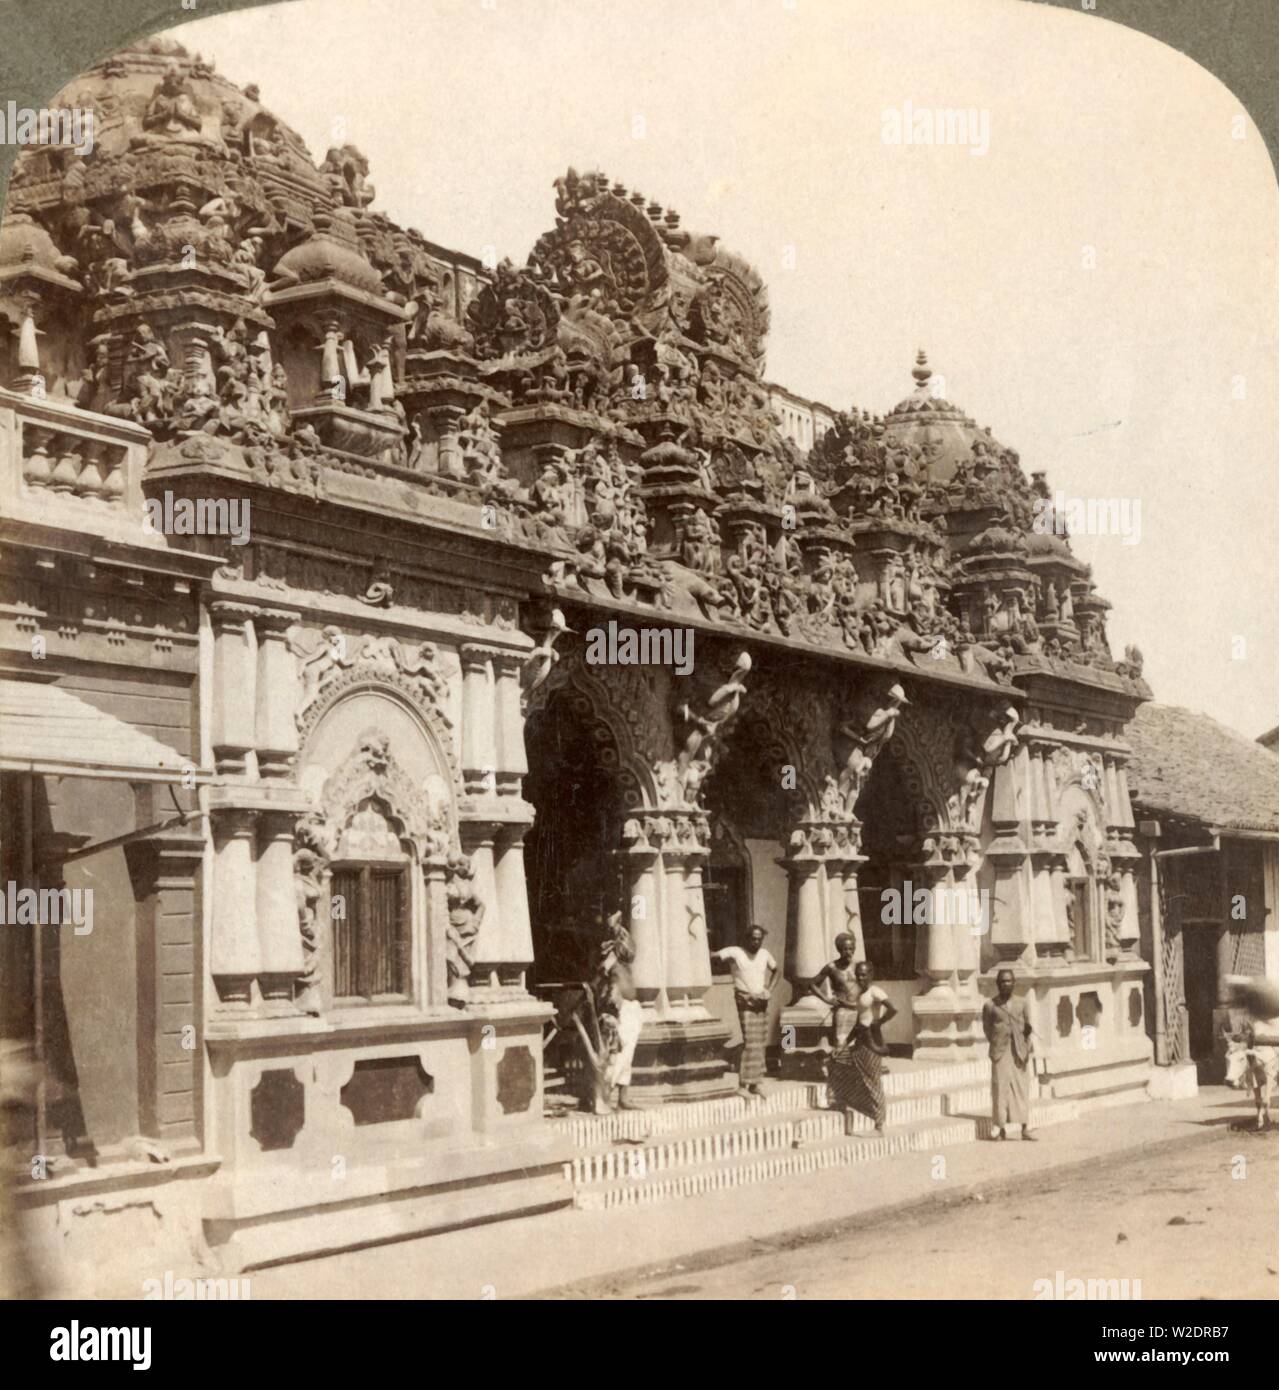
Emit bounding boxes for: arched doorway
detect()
[523,686,627,989]
[855,749,925,986]
[701,710,795,1061]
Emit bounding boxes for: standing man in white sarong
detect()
[982,968,1037,1141]
[593,913,643,1112]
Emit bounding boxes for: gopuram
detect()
[0,38,1158,1272]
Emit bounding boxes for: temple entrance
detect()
[703,712,793,1063]
[854,749,924,1048]
[523,687,625,990]
[705,820,750,959]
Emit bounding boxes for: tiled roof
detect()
[0,678,194,782]
[1126,701,1279,835]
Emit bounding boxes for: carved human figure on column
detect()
[1103,871,1126,960]
[445,851,485,1007]
[835,682,909,815]
[522,607,573,699]
[293,817,335,1016]
[294,624,352,719]
[673,651,751,803]
[980,706,1022,766]
[951,705,1020,831]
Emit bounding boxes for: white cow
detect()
[1223,1027,1279,1130]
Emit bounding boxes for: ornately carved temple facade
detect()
[0,37,1206,1277]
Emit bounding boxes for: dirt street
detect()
[553,1123,1279,1300]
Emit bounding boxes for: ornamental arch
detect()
[293,681,460,1015]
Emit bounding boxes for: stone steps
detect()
[562,1082,824,1148]
[572,1118,981,1211]
[562,1058,996,1148]
[561,1055,1133,1211]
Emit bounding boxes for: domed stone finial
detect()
[912,349,931,387]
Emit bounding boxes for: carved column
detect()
[432,403,468,480]
[614,807,730,1099]
[209,808,258,1005]
[680,848,713,1013]
[492,651,529,794]
[1028,739,1069,955]
[951,835,985,992]
[255,608,299,779]
[1104,752,1142,957]
[622,811,711,1017]
[460,644,497,796]
[210,601,257,776]
[461,821,502,990]
[914,848,959,997]
[493,824,535,990]
[256,811,305,1003]
[618,824,664,1008]
[659,822,706,1019]
[423,856,449,1009]
[780,815,865,1075]
[318,319,343,397]
[986,746,1032,963]
[785,856,827,1004]
[912,832,987,1057]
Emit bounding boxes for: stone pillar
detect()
[912,834,986,1058]
[685,853,714,1007]
[429,402,468,479]
[318,319,343,398]
[423,857,449,1009]
[952,838,984,989]
[986,749,1031,963]
[492,652,528,795]
[1106,755,1142,957]
[839,861,866,963]
[462,821,501,989]
[254,608,299,779]
[210,602,257,776]
[619,827,663,1008]
[613,809,731,1100]
[494,825,535,990]
[779,816,864,1075]
[1028,740,1069,956]
[661,846,697,1017]
[460,645,497,796]
[915,856,959,997]
[256,811,305,1003]
[11,296,44,393]
[210,808,258,1005]
[786,857,828,1005]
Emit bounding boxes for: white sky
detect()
[164,0,1279,738]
